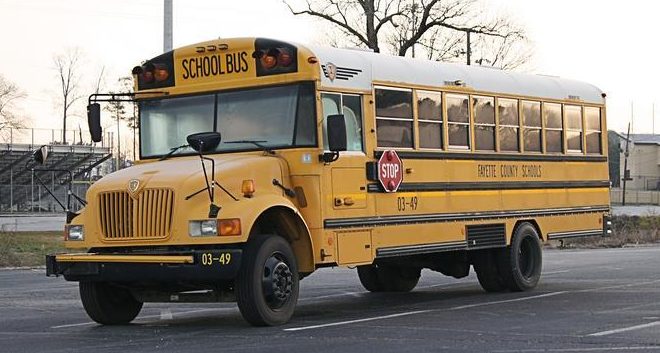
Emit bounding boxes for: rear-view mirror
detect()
[87,103,102,143]
[187,132,222,153]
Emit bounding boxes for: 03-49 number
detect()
[397,196,418,211]
[201,253,231,266]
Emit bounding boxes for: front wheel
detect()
[236,234,299,326]
[497,223,543,291]
[79,281,143,325]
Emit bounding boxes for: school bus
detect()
[46,37,611,326]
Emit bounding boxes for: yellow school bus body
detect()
[48,37,610,326]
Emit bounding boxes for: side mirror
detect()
[187,132,222,153]
[87,103,102,143]
[321,114,347,163]
[33,145,49,165]
[327,114,347,152]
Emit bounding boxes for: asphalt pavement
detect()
[1,246,660,352]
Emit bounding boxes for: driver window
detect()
[321,93,363,152]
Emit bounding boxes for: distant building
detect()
[617,133,660,191]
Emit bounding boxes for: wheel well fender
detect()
[250,206,314,274]
[513,219,544,241]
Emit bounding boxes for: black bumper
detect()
[46,250,242,282]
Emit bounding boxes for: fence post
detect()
[31,170,34,212]
[9,166,13,213]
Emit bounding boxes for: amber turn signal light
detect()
[218,219,241,236]
[241,179,255,198]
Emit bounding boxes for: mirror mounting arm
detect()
[319,151,340,164]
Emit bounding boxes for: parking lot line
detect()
[449,291,567,310]
[588,321,660,337]
[283,310,432,332]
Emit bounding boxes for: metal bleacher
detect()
[0,128,113,213]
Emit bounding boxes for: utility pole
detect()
[653,102,655,134]
[622,123,632,206]
[164,0,173,52]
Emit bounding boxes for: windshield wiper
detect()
[159,144,190,161]
[225,140,275,155]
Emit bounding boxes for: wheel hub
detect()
[262,255,293,308]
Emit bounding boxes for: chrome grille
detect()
[98,189,174,240]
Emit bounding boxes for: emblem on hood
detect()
[128,179,141,196]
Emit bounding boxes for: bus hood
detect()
[87,154,285,202]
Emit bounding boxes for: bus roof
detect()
[306,44,605,104]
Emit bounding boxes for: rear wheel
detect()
[357,264,420,292]
[236,234,299,326]
[497,223,543,291]
[79,281,143,325]
[473,249,507,292]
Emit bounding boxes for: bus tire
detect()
[357,264,420,292]
[497,223,543,291]
[236,234,299,326]
[473,249,507,292]
[381,265,420,292]
[79,281,143,325]
[357,265,384,292]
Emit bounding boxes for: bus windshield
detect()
[140,83,316,158]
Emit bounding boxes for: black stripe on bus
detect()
[376,241,467,258]
[366,180,611,193]
[547,229,603,240]
[323,205,610,229]
[373,150,608,163]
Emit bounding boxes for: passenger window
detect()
[321,93,364,152]
[473,96,495,151]
[544,103,563,153]
[446,94,470,149]
[565,105,583,153]
[417,91,443,149]
[522,101,541,152]
[498,98,519,152]
[375,88,413,148]
[585,107,602,154]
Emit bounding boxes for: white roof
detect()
[307,45,604,104]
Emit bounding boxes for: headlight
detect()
[66,225,84,241]
[189,220,218,237]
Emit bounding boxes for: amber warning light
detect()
[132,51,175,90]
[253,38,298,77]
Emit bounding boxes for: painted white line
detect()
[51,308,226,329]
[577,279,660,293]
[51,322,96,329]
[283,310,432,332]
[299,291,363,302]
[588,321,660,337]
[287,291,566,332]
[543,270,571,275]
[449,291,567,311]
[160,309,173,320]
[495,346,660,352]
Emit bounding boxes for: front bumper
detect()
[46,250,242,282]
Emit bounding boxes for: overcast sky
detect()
[1,0,659,136]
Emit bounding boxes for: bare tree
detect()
[0,75,27,131]
[285,0,531,69]
[54,48,84,143]
[104,76,137,168]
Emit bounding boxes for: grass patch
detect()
[0,231,66,267]
[557,215,660,249]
